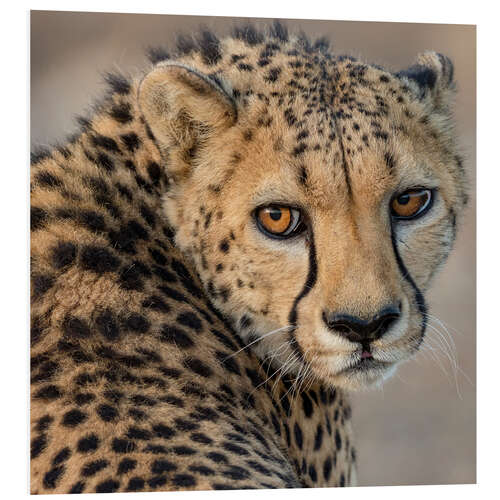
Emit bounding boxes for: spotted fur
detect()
[30,21,466,493]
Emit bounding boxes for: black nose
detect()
[323,304,401,343]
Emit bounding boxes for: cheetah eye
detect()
[391,188,433,220]
[255,205,305,239]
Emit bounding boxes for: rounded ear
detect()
[396,51,455,112]
[138,62,237,180]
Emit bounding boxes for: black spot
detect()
[123,313,150,333]
[147,162,162,185]
[43,465,65,489]
[206,451,228,464]
[74,372,96,387]
[198,30,222,65]
[233,23,264,46]
[69,481,85,494]
[117,458,137,475]
[120,132,140,152]
[270,20,289,42]
[142,295,170,313]
[129,408,146,421]
[170,259,204,298]
[51,242,77,269]
[314,423,324,451]
[219,239,230,253]
[97,404,118,422]
[80,245,120,273]
[293,143,307,156]
[31,435,47,459]
[191,405,219,422]
[216,351,240,375]
[339,473,346,487]
[148,476,167,488]
[31,206,48,231]
[62,409,87,427]
[112,438,136,454]
[95,309,120,341]
[183,357,213,377]
[127,426,152,440]
[34,385,62,400]
[82,459,109,477]
[77,434,99,453]
[294,422,303,450]
[62,315,91,339]
[51,448,71,466]
[246,460,271,476]
[36,415,54,432]
[31,359,59,383]
[172,474,196,487]
[118,266,144,291]
[131,394,156,406]
[265,67,281,83]
[222,465,251,481]
[176,311,202,332]
[159,324,194,348]
[190,465,215,476]
[36,171,63,189]
[104,72,131,95]
[190,432,213,445]
[151,459,177,475]
[139,203,156,227]
[96,479,120,493]
[75,392,95,405]
[91,134,120,153]
[124,476,144,491]
[335,429,342,450]
[308,464,318,483]
[222,441,249,456]
[152,423,176,440]
[31,146,51,164]
[110,102,133,124]
[147,46,170,63]
[94,152,115,172]
[172,446,197,456]
[301,392,314,418]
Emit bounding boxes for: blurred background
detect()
[31,11,476,487]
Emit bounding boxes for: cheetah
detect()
[30,21,467,493]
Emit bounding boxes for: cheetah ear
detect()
[138,62,237,180]
[396,51,455,112]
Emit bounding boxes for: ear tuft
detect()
[396,51,455,110]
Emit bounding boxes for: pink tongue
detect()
[361,351,372,359]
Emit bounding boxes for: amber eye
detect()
[255,205,305,239]
[391,188,433,220]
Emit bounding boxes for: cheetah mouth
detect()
[341,356,394,374]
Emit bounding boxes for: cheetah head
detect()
[138,42,467,390]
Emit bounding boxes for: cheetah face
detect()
[139,51,467,390]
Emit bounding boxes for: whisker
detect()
[223,325,293,361]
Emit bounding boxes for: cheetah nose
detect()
[322,303,401,343]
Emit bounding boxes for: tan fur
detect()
[30,24,465,493]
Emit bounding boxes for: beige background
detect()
[30,11,476,487]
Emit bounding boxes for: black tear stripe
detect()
[287,232,318,363]
[390,225,427,347]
